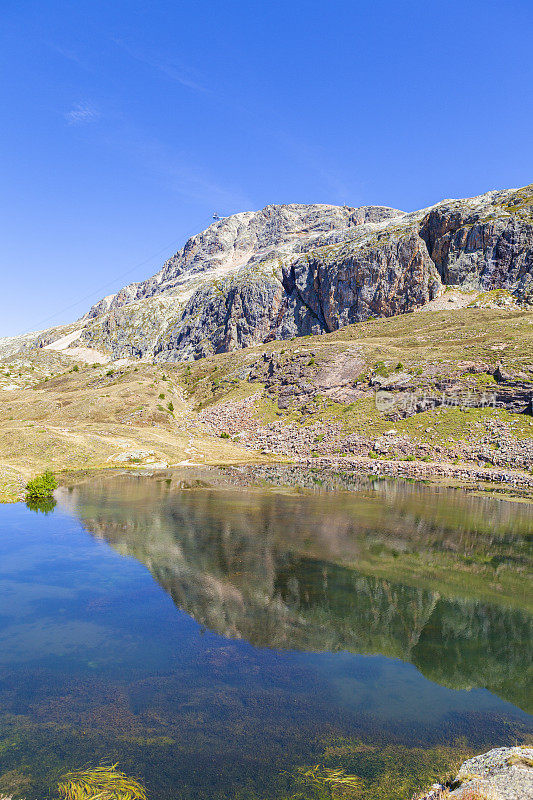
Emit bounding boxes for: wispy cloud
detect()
[64,102,100,126]
[46,42,85,67]
[112,38,208,94]
[127,134,253,211]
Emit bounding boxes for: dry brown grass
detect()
[0,360,273,497]
[506,753,533,767]
[412,789,449,800]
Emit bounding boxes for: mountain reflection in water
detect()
[63,469,533,714]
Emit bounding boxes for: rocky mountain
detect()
[78,202,404,360]
[6,184,533,363]
[87,203,401,316]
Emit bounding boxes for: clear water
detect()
[0,468,531,799]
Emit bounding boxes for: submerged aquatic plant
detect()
[316,738,472,800]
[57,765,147,800]
[293,765,364,799]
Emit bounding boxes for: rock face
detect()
[153,268,286,361]
[420,187,533,303]
[80,202,404,361]
[86,203,401,317]
[282,229,442,332]
[53,184,533,361]
[449,747,533,799]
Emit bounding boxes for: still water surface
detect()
[0,468,531,799]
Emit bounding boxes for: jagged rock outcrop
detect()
[153,268,286,361]
[78,296,183,360]
[419,185,533,302]
[80,202,405,360]
[28,183,533,362]
[248,348,365,407]
[282,228,442,332]
[449,747,533,799]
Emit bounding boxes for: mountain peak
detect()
[86,202,404,320]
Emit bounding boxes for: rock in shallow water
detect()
[449,746,533,800]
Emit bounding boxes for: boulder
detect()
[449,746,533,800]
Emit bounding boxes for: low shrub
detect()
[25,471,58,500]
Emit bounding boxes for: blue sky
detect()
[1,0,532,336]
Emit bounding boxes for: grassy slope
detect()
[0,306,532,499]
[174,307,533,451]
[174,305,532,399]
[0,361,272,499]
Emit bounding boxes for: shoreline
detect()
[300,454,533,493]
[2,454,533,505]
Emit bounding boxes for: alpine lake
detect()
[0,466,531,800]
